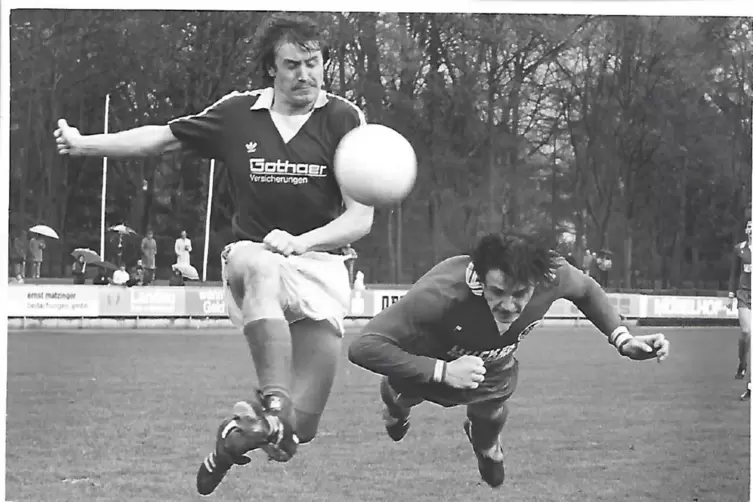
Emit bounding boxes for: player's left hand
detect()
[620,333,670,362]
[263,229,309,257]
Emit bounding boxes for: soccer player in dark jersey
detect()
[729,220,752,400]
[54,14,374,495]
[348,231,670,488]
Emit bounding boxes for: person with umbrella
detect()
[27,225,59,279]
[71,248,101,285]
[72,255,87,284]
[109,224,136,267]
[29,234,46,279]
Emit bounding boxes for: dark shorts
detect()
[738,289,751,310]
[389,358,519,408]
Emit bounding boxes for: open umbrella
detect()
[108,224,137,235]
[91,259,118,271]
[71,248,101,263]
[172,263,199,281]
[29,224,59,239]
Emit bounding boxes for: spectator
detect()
[28,235,46,279]
[72,255,87,285]
[595,249,613,287]
[11,230,28,280]
[112,265,130,286]
[168,266,185,287]
[582,249,594,276]
[344,245,358,285]
[174,230,192,267]
[128,261,145,287]
[93,269,110,285]
[140,229,157,285]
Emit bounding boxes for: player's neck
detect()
[270,90,318,116]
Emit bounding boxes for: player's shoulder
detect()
[171,90,261,124]
[322,92,366,124]
[211,89,264,108]
[547,256,588,297]
[413,255,473,297]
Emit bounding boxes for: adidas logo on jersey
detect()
[246,141,258,153]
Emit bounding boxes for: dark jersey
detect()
[730,241,752,293]
[350,255,621,384]
[168,88,365,241]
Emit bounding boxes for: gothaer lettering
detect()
[249,158,328,177]
[446,344,517,362]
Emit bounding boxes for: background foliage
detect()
[8,11,752,288]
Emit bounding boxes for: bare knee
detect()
[468,400,509,423]
[227,246,280,297]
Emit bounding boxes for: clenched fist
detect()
[54,119,83,156]
[262,229,309,257]
[444,355,486,389]
[620,333,670,362]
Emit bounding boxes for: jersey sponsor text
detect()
[249,158,328,177]
[446,343,518,361]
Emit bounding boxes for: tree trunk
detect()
[623,223,633,289]
[396,203,403,283]
[670,164,687,288]
[386,210,396,283]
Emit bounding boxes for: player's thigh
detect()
[289,318,342,415]
[222,242,287,325]
[740,306,751,334]
[466,398,509,423]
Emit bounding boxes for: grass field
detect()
[6,326,751,502]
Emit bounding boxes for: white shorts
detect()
[221,241,352,335]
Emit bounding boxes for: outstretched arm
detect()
[557,261,670,362]
[55,120,181,158]
[348,284,444,383]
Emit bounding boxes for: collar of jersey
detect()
[250,87,329,111]
[465,262,484,296]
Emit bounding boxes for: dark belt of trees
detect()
[8,11,751,290]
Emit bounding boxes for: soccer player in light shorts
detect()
[54,14,374,495]
[729,220,752,400]
[348,231,670,487]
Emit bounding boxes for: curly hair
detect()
[470,231,560,287]
[252,13,328,86]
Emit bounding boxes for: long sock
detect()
[243,318,293,409]
[380,377,411,418]
[740,337,749,368]
[468,403,509,459]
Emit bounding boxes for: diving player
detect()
[348,231,670,487]
[54,13,373,496]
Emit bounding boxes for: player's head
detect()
[181,230,187,239]
[471,231,559,325]
[146,229,153,238]
[746,220,752,238]
[253,14,326,110]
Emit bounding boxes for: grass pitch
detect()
[6,326,751,502]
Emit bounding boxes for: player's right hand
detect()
[54,119,82,156]
[444,355,486,389]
